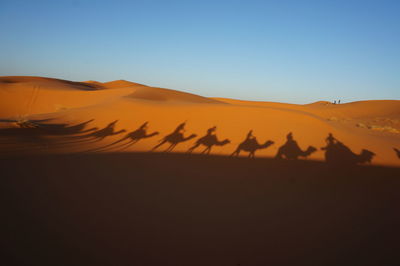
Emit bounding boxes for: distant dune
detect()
[0,76,399,166]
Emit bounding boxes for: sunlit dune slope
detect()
[0,76,129,117]
[0,76,399,166]
[0,76,222,117]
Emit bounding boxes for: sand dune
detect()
[0,76,399,166]
[101,79,223,103]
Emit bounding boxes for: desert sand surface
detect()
[1,76,399,166]
[2,76,400,265]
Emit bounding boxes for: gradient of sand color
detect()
[0,76,399,166]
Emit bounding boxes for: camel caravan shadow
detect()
[58,120,126,145]
[0,119,96,139]
[0,119,97,151]
[321,133,375,166]
[82,122,159,153]
[272,132,375,167]
[275,132,317,160]
[0,117,384,167]
[231,130,274,158]
[187,126,230,154]
[151,122,197,152]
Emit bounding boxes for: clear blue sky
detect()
[1,0,399,103]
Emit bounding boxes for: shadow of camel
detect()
[394,148,400,159]
[0,119,96,137]
[187,126,230,154]
[85,122,159,152]
[231,130,274,158]
[0,119,98,153]
[152,122,197,152]
[321,133,375,166]
[275,132,316,160]
[59,120,126,144]
[0,119,97,146]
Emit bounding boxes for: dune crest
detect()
[102,79,147,89]
[124,86,224,103]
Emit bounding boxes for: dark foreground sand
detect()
[3,152,400,266]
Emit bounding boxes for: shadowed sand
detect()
[3,152,400,266]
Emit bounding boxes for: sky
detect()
[1,0,399,103]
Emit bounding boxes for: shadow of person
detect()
[151,122,197,152]
[60,120,126,144]
[187,126,230,154]
[394,148,400,159]
[85,122,159,152]
[321,133,375,166]
[231,130,274,158]
[275,132,316,160]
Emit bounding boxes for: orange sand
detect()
[1,76,399,166]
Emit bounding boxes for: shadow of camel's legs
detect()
[54,136,96,145]
[103,139,132,151]
[62,136,106,146]
[152,139,167,151]
[80,138,131,153]
[165,143,177,152]
[187,143,200,153]
[231,148,240,157]
[93,136,131,151]
[119,139,140,151]
[201,146,211,154]
[275,148,284,159]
